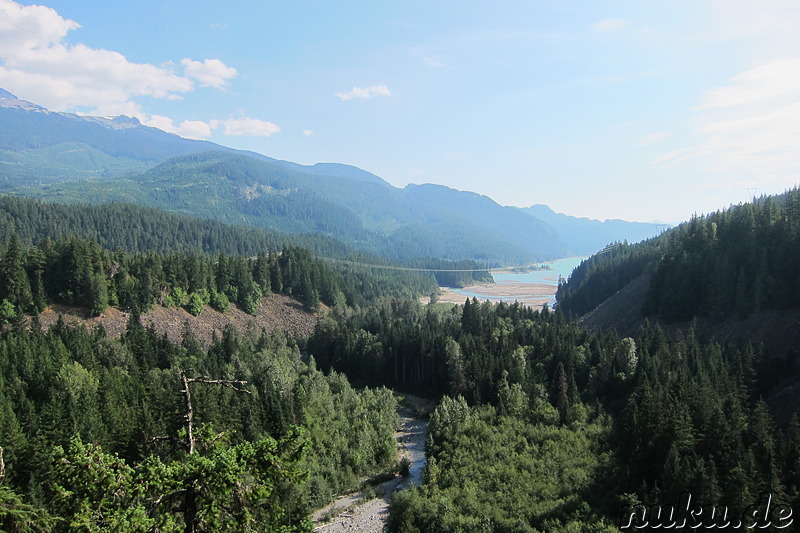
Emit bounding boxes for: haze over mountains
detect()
[0,89,663,263]
[521,204,669,256]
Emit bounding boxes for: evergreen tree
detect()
[0,234,33,312]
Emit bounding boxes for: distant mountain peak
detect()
[303,162,390,186]
[0,88,146,131]
[77,114,143,131]
[0,88,46,111]
[113,115,141,126]
[520,204,664,255]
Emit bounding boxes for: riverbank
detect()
[312,397,430,532]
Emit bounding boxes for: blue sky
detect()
[2,1,800,223]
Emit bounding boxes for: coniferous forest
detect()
[1,190,800,531]
[556,187,800,324]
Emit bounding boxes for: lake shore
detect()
[433,280,558,309]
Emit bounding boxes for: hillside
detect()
[577,270,800,361]
[34,293,319,348]
[12,151,571,263]
[557,189,800,328]
[555,189,800,425]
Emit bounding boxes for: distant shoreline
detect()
[431,281,558,310]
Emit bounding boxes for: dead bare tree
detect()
[0,446,5,480]
[176,369,251,533]
[179,370,251,454]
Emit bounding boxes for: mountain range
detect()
[520,204,668,256]
[0,89,663,264]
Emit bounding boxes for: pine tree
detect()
[88,272,109,317]
[0,234,33,313]
[553,362,569,423]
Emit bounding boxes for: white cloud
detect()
[0,0,236,116]
[336,84,391,101]
[657,58,800,181]
[697,59,800,109]
[636,132,672,146]
[143,115,213,140]
[422,56,444,68]
[181,58,237,89]
[176,120,214,139]
[209,118,281,136]
[137,115,280,139]
[592,19,629,33]
[0,0,78,50]
[303,129,315,137]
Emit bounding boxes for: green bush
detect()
[0,299,16,324]
[209,289,229,313]
[187,292,205,316]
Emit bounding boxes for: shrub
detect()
[187,292,205,316]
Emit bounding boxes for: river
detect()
[312,404,428,532]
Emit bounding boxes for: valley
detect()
[1,87,799,532]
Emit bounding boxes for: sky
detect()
[2,0,800,223]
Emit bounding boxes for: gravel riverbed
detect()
[312,407,428,532]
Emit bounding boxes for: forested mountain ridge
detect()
[2,188,799,530]
[0,195,476,304]
[12,150,572,263]
[555,187,800,363]
[4,236,797,530]
[557,189,800,317]
[3,89,657,264]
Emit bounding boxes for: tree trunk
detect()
[180,370,195,454]
[184,485,197,533]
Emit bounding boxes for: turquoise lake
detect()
[491,256,588,286]
[449,256,589,307]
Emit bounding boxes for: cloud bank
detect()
[210,118,281,137]
[181,58,237,89]
[0,0,279,140]
[336,84,391,101]
[658,57,800,181]
[0,0,237,116]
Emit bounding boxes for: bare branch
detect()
[185,376,252,394]
[209,432,227,445]
[178,370,252,456]
[148,435,180,447]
